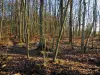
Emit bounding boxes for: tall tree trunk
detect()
[78,0,82,36]
[52,0,57,49]
[26,0,30,59]
[53,0,70,62]
[81,0,86,53]
[69,0,73,43]
[15,0,19,39]
[93,0,97,37]
[99,12,100,41]
[0,0,4,41]
[39,0,44,48]
[92,0,97,48]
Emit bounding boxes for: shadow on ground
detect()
[8,45,40,57]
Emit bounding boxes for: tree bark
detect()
[53,0,70,62]
[81,0,86,53]
[69,0,73,43]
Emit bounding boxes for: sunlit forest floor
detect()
[0,36,100,75]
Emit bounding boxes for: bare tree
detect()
[0,0,4,41]
[53,0,70,62]
[78,0,82,35]
[69,0,73,44]
[81,0,86,53]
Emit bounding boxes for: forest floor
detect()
[0,36,100,75]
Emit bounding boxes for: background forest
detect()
[0,0,100,75]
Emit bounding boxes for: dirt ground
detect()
[0,37,100,75]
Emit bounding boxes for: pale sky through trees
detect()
[0,0,100,31]
[96,0,100,31]
[74,0,100,31]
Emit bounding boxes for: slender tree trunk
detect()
[99,14,100,41]
[15,0,19,39]
[78,0,82,36]
[26,0,30,59]
[39,0,44,47]
[53,0,70,62]
[92,0,97,48]
[52,0,57,49]
[93,0,97,37]
[69,0,73,43]
[0,0,4,41]
[81,0,86,53]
